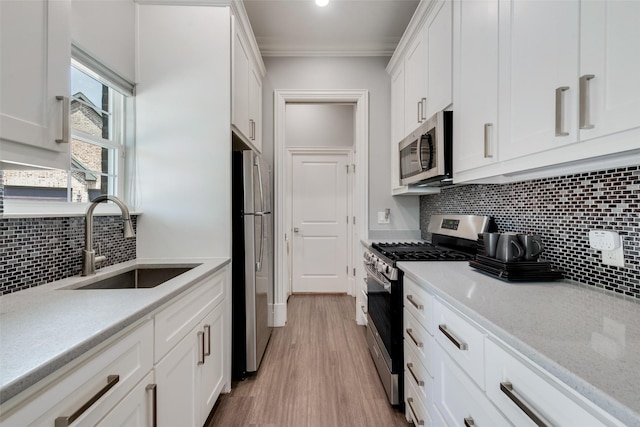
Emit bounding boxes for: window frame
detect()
[1,50,135,218]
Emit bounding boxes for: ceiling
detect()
[242,0,420,57]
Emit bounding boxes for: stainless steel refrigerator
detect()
[231,150,273,380]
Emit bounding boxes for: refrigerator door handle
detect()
[255,158,266,272]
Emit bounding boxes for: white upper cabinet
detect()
[452,0,640,183]
[579,0,640,143]
[0,0,71,170]
[425,0,453,119]
[404,31,428,134]
[232,19,264,153]
[452,0,499,173]
[499,0,580,162]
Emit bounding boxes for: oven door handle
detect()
[364,263,392,292]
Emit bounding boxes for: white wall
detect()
[71,0,135,82]
[262,56,420,236]
[286,103,354,147]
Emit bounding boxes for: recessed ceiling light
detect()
[315,0,329,7]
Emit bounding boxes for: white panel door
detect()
[292,153,348,293]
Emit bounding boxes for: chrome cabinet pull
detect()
[198,331,205,365]
[417,100,422,123]
[204,324,211,357]
[421,97,427,121]
[407,397,425,425]
[146,383,157,427]
[555,86,570,136]
[54,375,119,427]
[579,74,595,129]
[406,328,423,348]
[55,95,70,144]
[406,294,423,310]
[483,123,494,158]
[438,324,468,350]
[464,416,475,427]
[360,304,367,314]
[500,381,551,427]
[406,362,424,386]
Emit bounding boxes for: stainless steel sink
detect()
[72,266,198,290]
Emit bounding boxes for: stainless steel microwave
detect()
[398,110,453,187]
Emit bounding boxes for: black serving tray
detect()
[469,256,564,282]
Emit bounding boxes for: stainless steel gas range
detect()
[363,214,491,405]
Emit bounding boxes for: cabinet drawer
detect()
[433,299,485,389]
[433,344,510,427]
[3,321,153,427]
[404,341,432,408]
[96,371,155,427]
[485,339,622,427]
[405,374,432,427]
[155,270,225,362]
[403,308,433,377]
[403,276,434,334]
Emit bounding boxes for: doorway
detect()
[273,90,369,326]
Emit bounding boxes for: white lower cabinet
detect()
[0,265,230,427]
[401,271,627,427]
[155,270,228,427]
[96,372,156,427]
[1,321,154,427]
[485,338,624,427]
[433,344,510,427]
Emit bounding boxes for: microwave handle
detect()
[416,134,423,171]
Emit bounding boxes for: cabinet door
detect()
[232,24,250,139]
[199,303,226,424]
[248,66,262,152]
[96,372,155,427]
[579,0,640,142]
[500,0,580,161]
[404,31,427,134]
[433,344,511,427]
[0,0,70,168]
[390,64,405,190]
[425,0,453,118]
[155,331,199,427]
[453,0,499,174]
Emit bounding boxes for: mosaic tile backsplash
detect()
[420,166,640,299]
[0,169,137,295]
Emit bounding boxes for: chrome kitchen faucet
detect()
[82,195,135,276]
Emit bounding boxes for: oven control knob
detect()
[376,262,386,273]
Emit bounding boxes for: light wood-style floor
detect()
[207,294,412,427]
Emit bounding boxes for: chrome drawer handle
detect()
[204,324,211,357]
[500,381,552,427]
[407,397,425,425]
[579,74,595,129]
[360,304,367,314]
[406,328,423,348]
[406,294,424,310]
[55,375,119,427]
[438,324,468,350]
[55,95,70,144]
[146,383,158,427]
[464,416,475,427]
[483,123,494,158]
[407,362,424,386]
[555,86,570,136]
[198,331,205,365]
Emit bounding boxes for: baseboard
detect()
[270,303,287,327]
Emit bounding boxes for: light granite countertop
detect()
[0,257,230,405]
[398,261,640,427]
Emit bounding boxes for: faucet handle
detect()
[95,243,107,265]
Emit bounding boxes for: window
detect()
[3,57,131,204]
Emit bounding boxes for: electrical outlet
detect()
[602,247,625,267]
[377,211,390,224]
